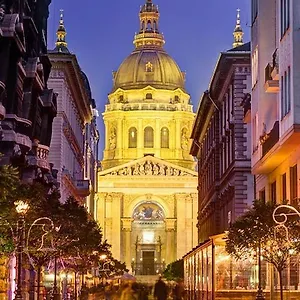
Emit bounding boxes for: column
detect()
[116,118,122,158]
[155,118,160,152]
[175,194,187,258]
[121,218,133,271]
[137,119,143,157]
[165,218,176,265]
[175,119,181,158]
[111,193,122,260]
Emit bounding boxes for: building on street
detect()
[96,0,198,278]
[0,1,57,298]
[248,0,300,293]
[48,11,99,210]
[184,11,257,299]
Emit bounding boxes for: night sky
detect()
[47,0,250,156]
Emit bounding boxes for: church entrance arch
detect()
[131,201,167,275]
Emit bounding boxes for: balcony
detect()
[262,121,279,157]
[253,123,300,174]
[27,142,50,170]
[105,102,193,113]
[264,49,279,93]
[241,93,251,123]
[75,179,90,197]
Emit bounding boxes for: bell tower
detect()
[233,9,244,48]
[134,0,165,49]
[55,9,69,53]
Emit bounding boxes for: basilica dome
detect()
[113,48,185,92]
[112,0,186,93]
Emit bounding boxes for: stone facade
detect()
[47,15,99,208]
[0,0,57,183]
[0,1,57,299]
[97,0,198,275]
[190,44,253,243]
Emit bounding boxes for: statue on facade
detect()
[153,163,159,175]
[145,160,152,175]
[181,128,189,150]
[109,127,116,150]
[158,163,165,175]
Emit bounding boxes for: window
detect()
[252,113,259,152]
[259,189,266,202]
[290,165,298,202]
[251,0,258,24]
[282,173,287,202]
[270,181,277,204]
[128,127,137,148]
[161,127,169,148]
[252,47,259,88]
[146,93,152,99]
[280,0,290,37]
[145,62,153,72]
[144,126,154,148]
[281,67,291,118]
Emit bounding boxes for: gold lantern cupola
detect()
[233,8,244,48]
[133,0,165,49]
[55,9,69,53]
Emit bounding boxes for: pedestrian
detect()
[120,283,137,300]
[172,280,185,300]
[153,276,168,300]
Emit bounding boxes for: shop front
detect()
[183,234,300,300]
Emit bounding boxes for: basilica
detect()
[96,0,198,276]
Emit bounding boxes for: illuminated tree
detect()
[226,199,300,300]
[163,259,184,281]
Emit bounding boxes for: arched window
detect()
[161,127,169,148]
[144,126,154,148]
[141,21,145,31]
[147,20,152,31]
[129,127,137,148]
[153,21,157,31]
[146,93,152,99]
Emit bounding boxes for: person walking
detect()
[172,280,185,300]
[120,283,137,300]
[153,277,168,300]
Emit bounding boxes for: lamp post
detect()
[256,241,265,300]
[51,255,60,300]
[14,200,29,300]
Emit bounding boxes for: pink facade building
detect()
[48,12,99,210]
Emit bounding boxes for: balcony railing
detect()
[262,121,279,157]
[75,180,90,197]
[264,49,279,93]
[105,102,193,113]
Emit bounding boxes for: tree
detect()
[163,259,184,281]
[226,199,300,300]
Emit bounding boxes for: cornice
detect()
[49,55,92,124]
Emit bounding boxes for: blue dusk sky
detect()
[48,0,250,155]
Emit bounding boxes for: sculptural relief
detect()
[109,127,116,150]
[106,160,192,177]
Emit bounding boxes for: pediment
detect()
[99,156,197,178]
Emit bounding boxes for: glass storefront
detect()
[184,234,300,299]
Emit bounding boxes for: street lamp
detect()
[51,255,60,300]
[14,200,29,300]
[256,241,265,300]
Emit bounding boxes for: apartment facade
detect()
[48,12,99,207]
[250,0,300,204]
[246,0,300,294]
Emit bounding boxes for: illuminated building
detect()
[48,11,99,210]
[0,1,57,298]
[184,11,259,299]
[247,0,300,295]
[96,0,198,276]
